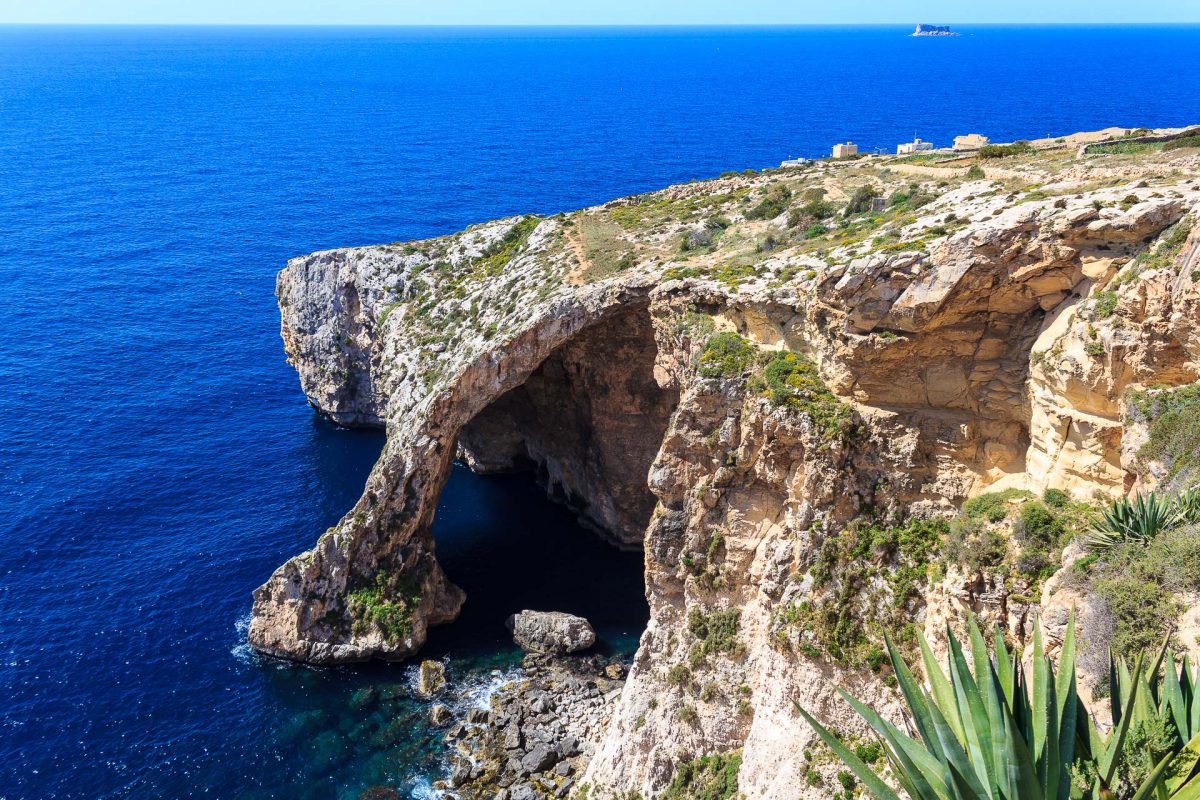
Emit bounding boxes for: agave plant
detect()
[1176,487,1200,526]
[797,617,1200,800]
[797,617,1083,800]
[1089,646,1200,798]
[1085,493,1184,554]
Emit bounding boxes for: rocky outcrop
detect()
[507,611,597,655]
[251,132,1200,797]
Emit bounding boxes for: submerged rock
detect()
[506,611,596,655]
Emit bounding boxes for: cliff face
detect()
[251,133,1200,797]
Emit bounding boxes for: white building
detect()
[953,133,990,151]
[897,137,934,155]
[832,142,858,158]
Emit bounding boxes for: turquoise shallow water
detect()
[1,23,1198,800]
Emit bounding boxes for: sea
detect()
[1,23,1198,800]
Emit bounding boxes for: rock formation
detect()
[250,128,1200,798]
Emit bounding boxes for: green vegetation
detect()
[844,185,880,216]
[687,608,743,665]
[1090,140,1163,156]
[346,571,422,643]
[1128,384,1200,481]
[945,489,1091,591]
[1093,290,1120,318]
[606,186,752,230]
[1075,488,1200,658]
[886,183,935,211]
[965,164,985,180]
[696,331,757,378]
[745,184,793,220]
[1086,491,1193,553]
[577,215,637,281]
[978,140,1033,159]
[662,261,760,288]
[961,488,1033,522]
[473,215,541,278]
[664,751,742,800]
[1163,132,1200,151]
[754,351,854,442]
[777,517,945,667]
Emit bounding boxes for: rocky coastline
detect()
[254,124,1200,799]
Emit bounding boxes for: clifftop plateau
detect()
[249,126,1200,799]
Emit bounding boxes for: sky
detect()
[0,0,1197,25]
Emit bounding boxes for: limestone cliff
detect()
[250,129,1200,797]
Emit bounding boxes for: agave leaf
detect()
[919,630,966,749]
[947,627,996,793]
[839,689,951,800]
[891,630,949,762]
[1165,650,1188,744]
[1111,654,1123,728]
[1162,730,1200,795]
[994,624,1016,709]
[795,703,907,800]
[923,689,990,798]
[1101,657,1146,785]
[1002,706,1044,800]
[1056,613,1079,800]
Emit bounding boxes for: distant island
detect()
[912,23,960,36]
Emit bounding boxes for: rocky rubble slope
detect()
[250,130,1200,798]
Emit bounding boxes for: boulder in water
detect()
[505,610,596,654]
[417,659,446,697]
[429,703,452,726]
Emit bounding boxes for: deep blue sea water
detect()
[1,23,1198,800]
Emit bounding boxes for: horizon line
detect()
[2,21,1199,28]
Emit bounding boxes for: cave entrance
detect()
[423,305,677,659]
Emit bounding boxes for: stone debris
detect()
[435,653,627,799]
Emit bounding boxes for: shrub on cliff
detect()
[843,185,880,216]
[696,332,756,378]
[664,750,741,800]
[961,488,1032,522]
[745,184,792,220]
[758,352,854,442]
[1080,506,1200,658]
[978,140,1032,159]
[1128,384,1200,483]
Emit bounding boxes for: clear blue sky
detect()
[1,0,1196,25]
